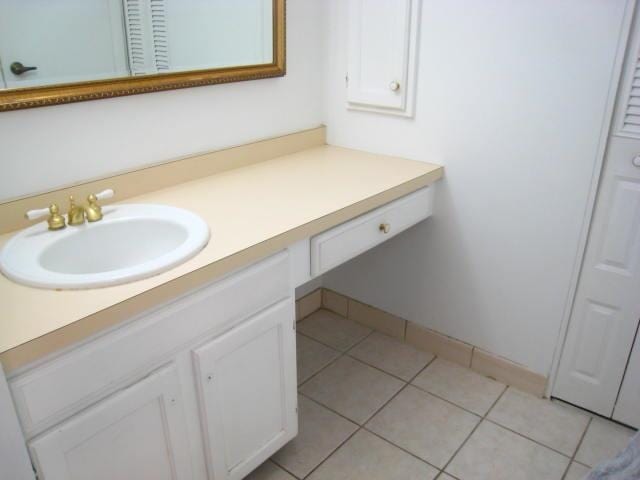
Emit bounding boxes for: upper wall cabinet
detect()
[346,0,421,117]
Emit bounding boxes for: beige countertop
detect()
[0,144,442,371]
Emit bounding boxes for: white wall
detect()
[0,0,324,202]
[323,0,630,376]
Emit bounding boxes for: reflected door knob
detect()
[10,62,37,75]
[389,80,400,91]
[633,155,640,167]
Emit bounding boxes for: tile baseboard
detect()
[296,289,322,321]
[313,288,547,397]
[471,348,547,397]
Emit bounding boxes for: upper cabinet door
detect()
[193,299,297,480]
[28,363,194,480]
[347,0,420,116]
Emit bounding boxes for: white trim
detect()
[0,362,34,480]
[547,0,638,398]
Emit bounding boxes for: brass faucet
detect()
[67,196,85,226]
[85,193,104,222]
[24,189,115,231]
[24,204,67,230]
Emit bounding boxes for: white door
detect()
[553,135,640,417]
[0,0,128,88]
[613,330,640,428]
[29,364,194,480]
[193,299,297,480]
[553,18,640,415]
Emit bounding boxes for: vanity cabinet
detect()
[8,252,296,480]
[193,300,297,480]
[28,363,194,480]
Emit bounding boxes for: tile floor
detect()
[248,309,637,480]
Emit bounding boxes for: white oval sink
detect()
[0,204,210,289]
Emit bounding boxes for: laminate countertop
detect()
[0,144,443,371]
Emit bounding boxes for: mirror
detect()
[0,0,284,111]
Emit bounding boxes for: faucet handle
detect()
[86,188,114,222]
[25,204,66,230]
[94,189,114,202]
[25,205,53,221]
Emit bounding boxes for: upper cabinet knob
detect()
[10,62,37,75]
[633,155,640,167]
[389,80,400,92]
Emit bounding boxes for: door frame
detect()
[547,0,638,398]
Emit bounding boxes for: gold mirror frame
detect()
[0,0,285,111]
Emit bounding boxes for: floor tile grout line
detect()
[344,350,432,384]
[296,329,374,389]
[439,385,509,476]
[267,458,303,480]
[297,312,595,478]
[297,357,441,478]
[561,416,593,479]
[409,379,502,418]
[482,417,574,459]
[362,426,442,472]
[298,327,585,474]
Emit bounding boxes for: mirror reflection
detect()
[0,0,274,90]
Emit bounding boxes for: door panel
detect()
[193,299,297,480]
[346,0,419,115]
[554,137,640,416]
[29,363,193,480]
[613,330,640,428]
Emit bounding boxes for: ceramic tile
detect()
[299,356,404,424]
[297,290,322,321]
[446,421,569,480]
[564,462,591,480]
[348,300,406,339]
[297,309,371,351]
[322,289,349,317]
[437,475,458,480]
[349,331,434,381]
[366,385,480,468]
[471,348,547,397]
[296,334,340,384]
[412,358,505,415]
[575,417,636,467]
[245,461,295,480]
[307,429,438,480]
[405,322,473,367]
[487,387,589,456]
[272,396,357,478]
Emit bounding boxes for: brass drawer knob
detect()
[379,223,391,234]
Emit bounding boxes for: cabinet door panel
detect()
[613,331,640,428]
[193,300,297,480]
[346,0,420,116]
[29,364,193,480]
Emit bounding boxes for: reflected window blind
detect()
[123,0,169,75]
[620,51,640,137]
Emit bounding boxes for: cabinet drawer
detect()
[311,186,434,275]
[10,252,291,437]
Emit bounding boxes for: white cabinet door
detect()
[553,136,640,416]
[613,331,640,428]
[193,300,297,480]
[29,364,193,480]
[346,0,420,116]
